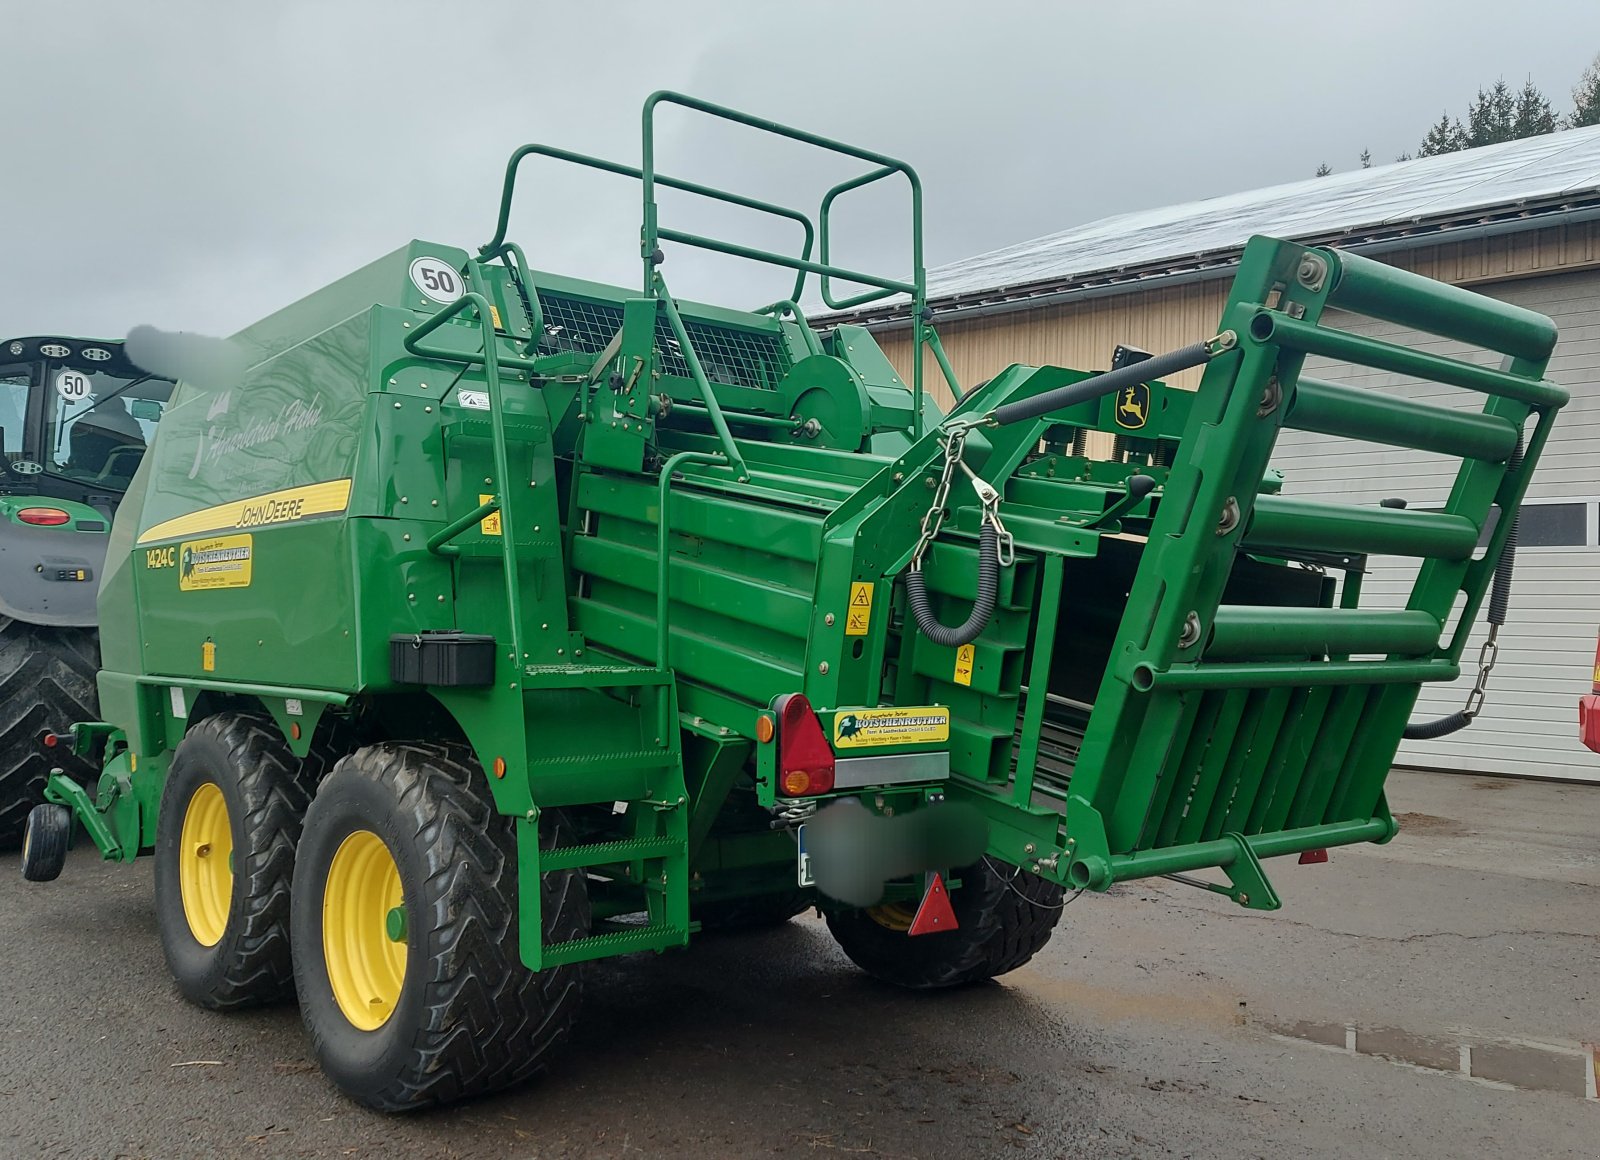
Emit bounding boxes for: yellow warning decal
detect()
[201,640,217,672]
[834,707,949,749]
[489,304,503,330]
[479,493,502,536]
[179,534,253,591]
[138,479,353,545]
[845,581,874,636]
[953,643,975,686]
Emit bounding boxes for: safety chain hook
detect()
[909,424,1013,570]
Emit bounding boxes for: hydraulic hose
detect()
[904,523,999,648]
[1402,438,1523,740]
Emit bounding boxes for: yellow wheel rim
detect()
[867,902,917,933]
[179,782,233,947]
[323,830,407,1032]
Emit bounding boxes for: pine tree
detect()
[1418,112,1466,156]
[1359,148,1372,168]
[1396,152,1413,162]
[1512,77,1558,137]
[1315,162,1332,177]
[1465,79,1518,147]
[1573,52,1600,128]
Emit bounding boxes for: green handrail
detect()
[403,289,525,678]
[657,281,749,481]
[480,142,817,305]
[641,90,928,439]
[751,299,824,358]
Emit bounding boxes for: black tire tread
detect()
[0,621,99,850]
[825,859,1064,989]
[157,711,341,1010]
[296,742,587,1111]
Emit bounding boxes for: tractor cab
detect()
[0,336,173,517]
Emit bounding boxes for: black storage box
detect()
[389,631,497,687]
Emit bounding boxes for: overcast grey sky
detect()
[3,1,1599,340]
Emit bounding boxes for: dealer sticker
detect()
[179,534,253,591]
[833,706,950,749]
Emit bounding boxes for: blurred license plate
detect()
[797,824,813,887]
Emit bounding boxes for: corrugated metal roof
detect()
[837,126,1600,322]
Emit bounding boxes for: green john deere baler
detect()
[20,93,1566,1111]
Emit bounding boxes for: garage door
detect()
[1271,268,1600,782]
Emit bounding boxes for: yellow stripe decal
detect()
[137,479,354,545]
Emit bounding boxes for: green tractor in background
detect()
[0,336,171,847]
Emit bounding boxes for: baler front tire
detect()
[825,858,1064,989]
[154,712,332,1010]
[0,622,99,851]
[290,743,588,1111]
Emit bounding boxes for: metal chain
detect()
[1462,624,1500,720]
[909,425,1014,570]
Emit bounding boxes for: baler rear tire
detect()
[290,743,588,1111]
[824,858,1064,989]
[154,711,337,1010]
[0,621,99,851]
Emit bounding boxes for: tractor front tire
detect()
[0,622,99,850]
[291,743,588,1111]
[825,857,1065,989]
[154,712,334,1010]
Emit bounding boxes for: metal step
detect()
[1287,377,1519,461]
[542,835,684,871]
[1247,497,1479,561]
[541,922,685,967]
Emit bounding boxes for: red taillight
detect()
[776,693,835,797]
[17,507,70,526]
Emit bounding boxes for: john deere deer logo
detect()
[1115,382,1150,430]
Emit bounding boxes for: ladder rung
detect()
[541,922,684,967]
[1287,378,1518,462]
[1254,312,1566,408]
[1207,607,1440,660]
[1134,658,1458,692]
[1247,497,1478,560]
[542,836,684,871]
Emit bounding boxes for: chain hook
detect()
[1462,624,1500,720]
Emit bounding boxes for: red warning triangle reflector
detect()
[908,872,958,936]
[1298,848,1329,865]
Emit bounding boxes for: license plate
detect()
[796,824,814,887]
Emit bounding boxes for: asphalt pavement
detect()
[1,768,1596,1159]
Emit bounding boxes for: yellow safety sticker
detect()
[479,494,502,536]
[489,304,503,330]
[953,643,975,686]
[178,534,253,591]
[834,707,949,749]
[845,581,874,636]
[201,640,216,672]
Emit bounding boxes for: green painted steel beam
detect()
[1247,496,1479,560]
[1136,659,1458,692]
[1206,607,1441,660]
[1287,377,1519,462]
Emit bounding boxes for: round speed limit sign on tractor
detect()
[54,369,91,404]
[409,257,466,305]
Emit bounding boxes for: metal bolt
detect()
[1295,253,1328,293]
[400,496,408,504]
[824,613,835,626]
[818,661,829,674]
[393,401,402,409]
[403,534,411,542]
[389,378,397,386]
[408,594,416,602]
[1216,496,1240,536]
[485,477,493,485]
[1178,611,1202,649]
[420,383,428,391]
[437,595,445,602]
[557,648,565,656]
[533,525,540,532]
[1240,893,1250,906]
[431,499,438,507]
[1024,843,1036,855]
[424,405,432,413]
[893,472,904,483]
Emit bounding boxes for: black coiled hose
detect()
[1402,439,1523,740]
[904,523,999,648]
